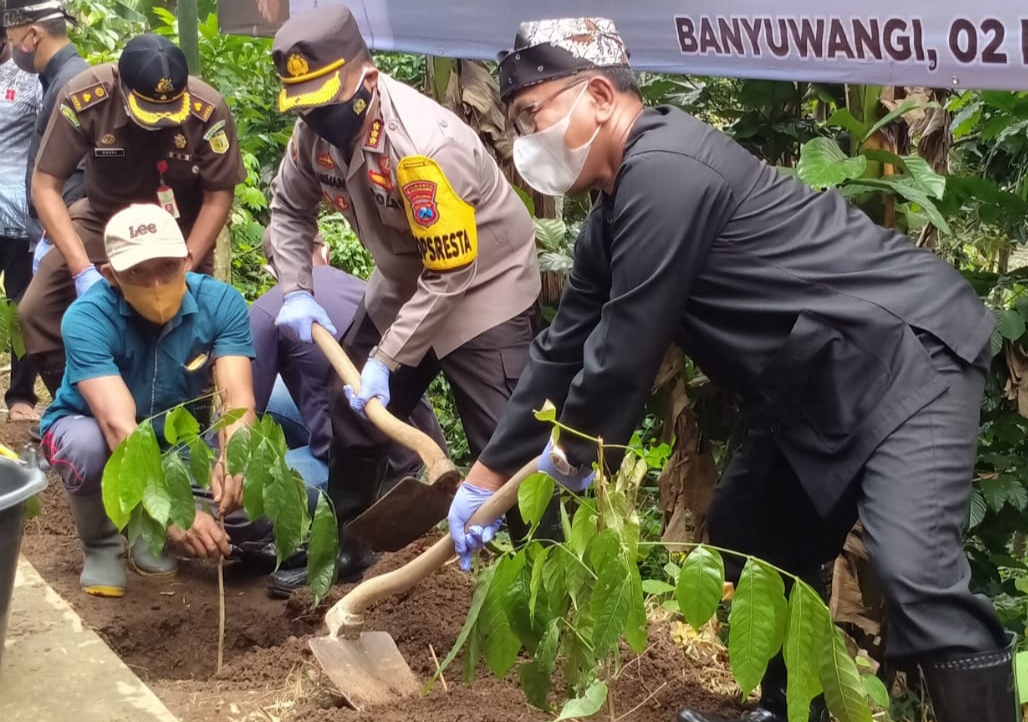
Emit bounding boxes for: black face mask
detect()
[303,82,374,149]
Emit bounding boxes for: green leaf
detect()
[164,406,200,445]
[642,579,676,595]
[968,489,988,529]
[529,544,551,624]
[481,554,522,678]
[825,108,867,138]
[265,464,305,565]
[24,494,40,520]
[590,553,632,657]
[226,427,251,476]
[520,619,560,710]
[997,309,1027,342]
[533,399,558,422]
[570,503,597,556]
[437,563,500,681]
[842,177,952,234]
[242,437,274,521]
[863,674,890,709]
[784,582,829,722]
[518,473,555,530]
[101,441,130,529]
[141,472,172,527]
[897,154,946,200]
[102,422,162,530]
[307,493,339,605]
[556,679,608,721]
[729,559,788,696]
[187,436,214,490]
[127,505,168,558]
[162,454,196,530]
[677,545,726,630]
[862,99,938,143]
[533,217,568,252]
[1015,651,1028,706]
[624,563,648,653]
[210,407,248,433]
[796,138,867,190]
[588,528,619,570]
[819,627,873,722]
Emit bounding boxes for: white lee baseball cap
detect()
[104,204,188,273]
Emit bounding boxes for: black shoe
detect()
[266,538,377,599]
[921,632,1019,722]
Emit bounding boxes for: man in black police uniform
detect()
[446,17,1016,722]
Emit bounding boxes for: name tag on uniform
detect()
[94,147,125,157]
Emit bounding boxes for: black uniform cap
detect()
[118,34,191,128]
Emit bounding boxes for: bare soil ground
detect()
[11,416,746,722]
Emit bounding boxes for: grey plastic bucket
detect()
[0,458,46,671]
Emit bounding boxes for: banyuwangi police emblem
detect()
[287,54,309,77]
[401,180,439,228]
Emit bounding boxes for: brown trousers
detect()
[20,198,209,393]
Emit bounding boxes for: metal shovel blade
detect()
[344,473,459,552]
[309,632,420,710]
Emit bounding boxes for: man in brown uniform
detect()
[267,6,543,581]
[22,33,244,394]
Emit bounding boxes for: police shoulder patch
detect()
[396,155,477,272]
[59,103,80,128]
[69,82,110,113]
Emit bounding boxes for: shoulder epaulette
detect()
[189,94,216,123]
[69,82,110,113]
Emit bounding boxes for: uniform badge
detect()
[100,133,115,146]
[323,190,350,213]
[174,133,187,149]
[209,130,230,155]
[364,118,384,151]
[353,97,367,116]
[59,103,80,128]
[155,77,174,100]
[316,153,335,170]
[203,120,230,155]
[368,156,393,192]
[287,54,309,77]
[401,180,440,228]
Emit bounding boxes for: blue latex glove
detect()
[448,482,502,571]
[343,357,391,418]
[73,266,103,297]
[274,290,337,343]
[32,237,53,275]
[538,437,595,492]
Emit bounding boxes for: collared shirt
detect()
[268,73,539,367]
[26,43,89,242]
[35,63,245,228]
[40,273,255,442]
[0,58,41,239]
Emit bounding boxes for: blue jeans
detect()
[266,376,329,492]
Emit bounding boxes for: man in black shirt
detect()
[447,17,1015,722]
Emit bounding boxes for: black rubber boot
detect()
[266,537,378,599]
[678,566,831,722]
[921,632,1019,722]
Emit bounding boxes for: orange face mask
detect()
[118,274,187,325]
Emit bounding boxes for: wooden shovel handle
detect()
[325,459,539,635]
[311,323,456,484]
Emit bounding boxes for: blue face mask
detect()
[302,73,374,149]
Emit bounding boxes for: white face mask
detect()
[513,85,600,197]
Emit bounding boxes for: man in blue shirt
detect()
[40,203,258,598]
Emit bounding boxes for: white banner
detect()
[219,0,1028,91]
